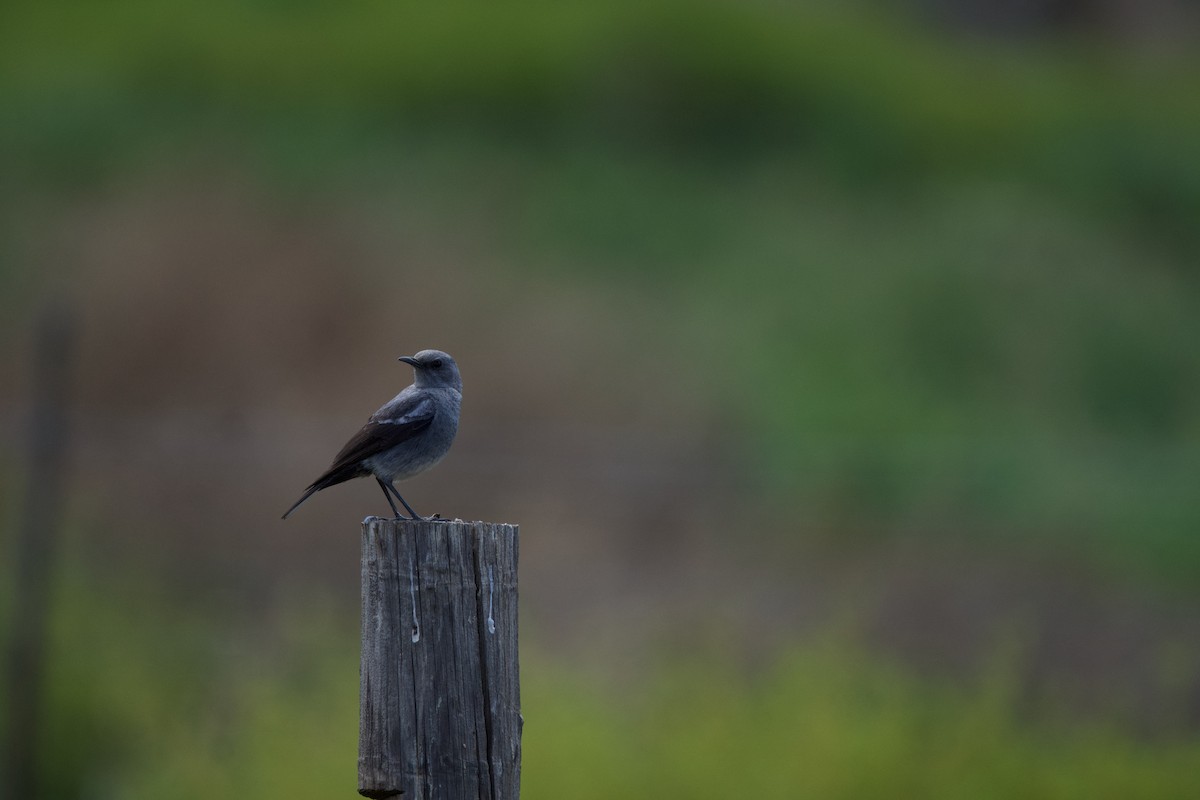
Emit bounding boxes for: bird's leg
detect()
[376,477,408,519]
[384,481,425,521]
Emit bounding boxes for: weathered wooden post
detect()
[359,517,521,800]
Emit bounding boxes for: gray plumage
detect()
[282,349,462,520]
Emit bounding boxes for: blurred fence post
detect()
[359,517,521,800]
[4,301,75,799]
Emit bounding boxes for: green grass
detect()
[4,556,1199,799]
[29,573,359,798]
[526,645,1200,800]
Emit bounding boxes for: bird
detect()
[282,349,462,521]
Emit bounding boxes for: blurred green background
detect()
[3,0,1200,797]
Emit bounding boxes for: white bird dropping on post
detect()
[282,349,462,521]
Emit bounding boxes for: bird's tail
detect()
[281,464,364,519]
[281,485,320,519]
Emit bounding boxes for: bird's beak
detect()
[398,356,420,367]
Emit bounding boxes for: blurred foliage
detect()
[3,3,1200,792]
[21,561,358,798]
[2,3,1197,585]
[527,646,1200,800]
[2,0,1199,229]
[7,556,1200,799]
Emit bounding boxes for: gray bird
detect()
[282,349,462,521]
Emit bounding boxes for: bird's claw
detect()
[387,511,444,522]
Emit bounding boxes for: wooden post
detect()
[359,518,521,800]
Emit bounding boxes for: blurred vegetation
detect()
[528,649,1200,800]
[3,0,1200,796]
[5,554,1200,799]
[3,2,1198,578]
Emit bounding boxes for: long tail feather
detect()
[282,485,320,519]
[281,464,367,519]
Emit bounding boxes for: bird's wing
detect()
[283,394,438,518]
[323,394,437,474]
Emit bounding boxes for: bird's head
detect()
[399,349,462,391]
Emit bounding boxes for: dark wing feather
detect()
[320,395,436,481]
[326,399,435,477]
[281,396,435,519]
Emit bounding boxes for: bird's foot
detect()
[389,512,443,521]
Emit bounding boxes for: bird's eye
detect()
[430,359,444,369]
